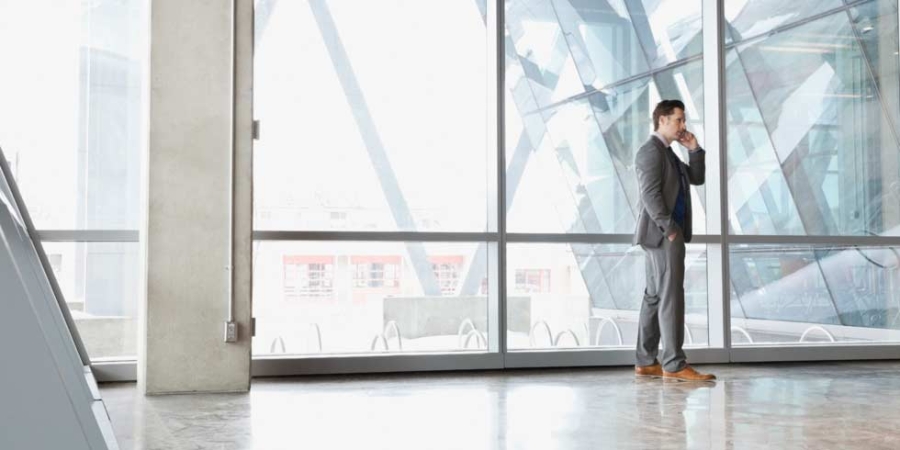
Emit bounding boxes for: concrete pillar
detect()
[140,0,253,394]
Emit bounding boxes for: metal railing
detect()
[371,321,404,352]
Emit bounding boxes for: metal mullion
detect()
[252,230,499,242]
[704,0,729,352]
[503,348,729,369]
[494,0,508,359]
[729,235,900,247]
[731,343,900,362]
[36,230,139,243]
[506,233,632,244]
[252,352,504,377]
[505,233,723,244]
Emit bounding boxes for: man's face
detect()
[659,108,686,141]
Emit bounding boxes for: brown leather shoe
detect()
[635,362,663,378]
[663,365,716,382]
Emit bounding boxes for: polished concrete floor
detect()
[100,361,900,450]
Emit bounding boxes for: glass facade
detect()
[254,0,900,361]
[3,0,899,367]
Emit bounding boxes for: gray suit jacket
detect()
[633,136,705,248]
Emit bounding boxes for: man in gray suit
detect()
[633,100,715,382]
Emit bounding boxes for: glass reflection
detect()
[731,244,900,344]
[727,2,900,236]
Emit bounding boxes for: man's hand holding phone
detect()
[677,130,699,151]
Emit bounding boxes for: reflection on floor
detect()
[101,361,900,450]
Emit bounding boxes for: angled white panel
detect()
[0,150,116,450]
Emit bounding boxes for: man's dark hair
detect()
[653,100,685,131]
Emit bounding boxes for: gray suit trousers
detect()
[636,233,687,373]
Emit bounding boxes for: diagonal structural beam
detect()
[307,0,441,295]
[623,0,660,67]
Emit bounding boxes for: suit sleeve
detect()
[686,148,705,185]
[635,146,680,237]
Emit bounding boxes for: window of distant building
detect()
[283,255,334,298]
[430,255,463,295]
[352,255,401,289]
[515,269,550,293]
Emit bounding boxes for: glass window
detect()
[507,243,708,350]
[730,244,900,344]
[253,0,488,232]
[724,0,900,344]
[726,2,900,236]
[254,241,488,356]
[43,242,139,360]
[0,1,146,364]
[0,1,145,231]
[505,0,705,234]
